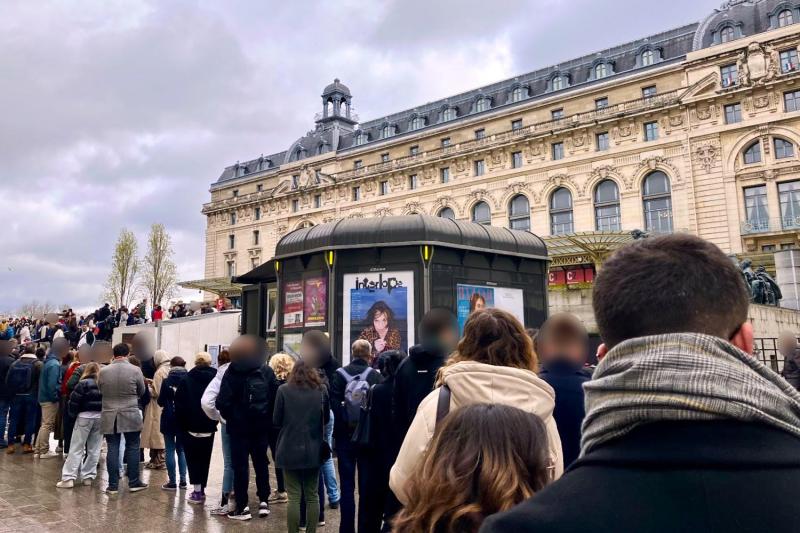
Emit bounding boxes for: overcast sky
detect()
[0,0,716,314]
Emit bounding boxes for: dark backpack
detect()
[244,367,270,419]
[7,361,34,394]
[337,367,373,430]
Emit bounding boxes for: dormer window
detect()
[510,86,528,103]
[409,115,425,131]
[719,24,736,43]
[779,9,795,27]
[381,123,396,139]
[317,142,329,155]
[474,97,491,113]
[354,131,367,146]
[441,107,457,122]
[594,63,611,79]
[550,73,569,92]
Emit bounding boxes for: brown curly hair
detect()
[392,403,552,533]
[438,308,537,385]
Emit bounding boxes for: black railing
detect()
[754,337,783,373]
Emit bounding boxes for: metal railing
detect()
[754,338,783,373]
[740,217,800,235]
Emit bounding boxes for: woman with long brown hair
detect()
[393,403,552,532]
[390,308,564,504]
[273,360,330,533]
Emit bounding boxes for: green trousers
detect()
[285,467,321,533]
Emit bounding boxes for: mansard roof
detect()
[694,0,799,50]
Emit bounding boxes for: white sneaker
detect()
[210,503,230,516]
[82,478,94,486]
[258,501,270,517]
[33,453,40,459]
[56,480,74,489]
[39,451,60,459]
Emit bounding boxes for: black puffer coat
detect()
[68,377,102,418]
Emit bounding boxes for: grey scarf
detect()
[581,333,800,456]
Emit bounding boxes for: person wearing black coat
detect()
[157,358,188,490]
[58,364,103,487]
[0,340,14,448]
[273,360,330,533]
[175,354,218,503]
[216,335,278,520]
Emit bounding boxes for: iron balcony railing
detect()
[741,217,800,234]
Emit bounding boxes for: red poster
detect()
[283,280,304,328]
[304,277,327,327]
[548,271,566,286]
[566,268,585,284]
[583,267,595,283]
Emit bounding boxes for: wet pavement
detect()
[0,434,341,532]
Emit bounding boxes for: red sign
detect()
[549,266,595,286]
[548,271,566,285]
[566,268,585,284]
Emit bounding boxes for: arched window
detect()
[595,180,621,231]
[381,124,395,139]
[775,138,795,159]
[438,207,456,220]
[595,63,609,79]
[779,9,794,27]
[744,141,762,165]
[642,171,673,233]
[720,25,735,43]
[550,188,573,235]
[317,143,327,155]
[510,86,526,103]
[552,75,564,91]
[325,99,334,116]
[471,201,491,225]
[441,107,456,122]
[475,98,490,113]
[508,195,530,230]
[409,116,424,131]
[295,147,305,161]
[354,132,367,146]
[642,49,655,66]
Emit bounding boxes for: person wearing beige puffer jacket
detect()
[389,309,564,505]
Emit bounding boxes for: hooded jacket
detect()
[38,352,61,403]
[175,365,218,434]
[157,366,188,435]
[392,342,448,440]
[389,361,564,504]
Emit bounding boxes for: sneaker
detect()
[179,481,187,490]
[329,500,340,510]
[258,501,270,517]
[55,445,63,453]
[188,491,206,504]
[210,503,230,516]
[129,481,148,493]
[319,520,326,526]
[39,451,60,459]
[82,479,94,486]
[104,486,119,495]
[33,453,40,459]
[268,490,289,504]
[227,509,252,521]
[161,482,177,491]
[5,445,15,455]
[56,479,74,489]
[22,443,33,454]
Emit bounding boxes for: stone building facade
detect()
[197,0,800,328]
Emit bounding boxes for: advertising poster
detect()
[283,280,304,328]
[304,276,327,327]
[282,333,303,358]
[266,288,278,332]
[342,271,415,364]
[456,283,525,334]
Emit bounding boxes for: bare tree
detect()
[141,223,178,308]
[16,300,56,318]
[104,229,139,309]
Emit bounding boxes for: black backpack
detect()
[7,360,34,394]
[244,367,271,419]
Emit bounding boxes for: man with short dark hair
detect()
[392,307,457,440]
[536,313,590,467]
[331,339,382,533]
[481,233,800,533]
[34,338,67,458]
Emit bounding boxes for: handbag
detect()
[320,388,332,462]
[350,384,375,446]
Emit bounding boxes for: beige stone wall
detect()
[750,303,800,338]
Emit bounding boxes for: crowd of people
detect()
[2,233,800,532]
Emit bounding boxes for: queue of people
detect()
[2,233,800,532]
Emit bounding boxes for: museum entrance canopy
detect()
[178,277,246,298]
[236,215,549,363]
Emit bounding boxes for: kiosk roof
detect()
[274,215,548,260]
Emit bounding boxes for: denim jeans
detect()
[336,438,368,533]
[164,431,187,485]
[106,431,141,489]
[61,416,103,481]
[320,410,339,503]
[220,423,233,494]
[0,399,10,446]
[8,394,37,445]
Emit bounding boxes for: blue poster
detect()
[456,284,495,335]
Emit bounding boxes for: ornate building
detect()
[193,0,800,323]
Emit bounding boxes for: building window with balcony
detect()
[228,234,235,249]
[475,129,485,140]
[440,167,450,183]
[381,153,390,163]
[780,180,800,228]
[552,142,564,160]
[779,9,795,27]
[379,180,389,196]
[744,185,769,233]
[253,230,260,245]
[474,160,485,176]
[550,187,573,235]
[439,207,455,219]
[512,151,523,169]
[254,207,261,220]
[743,141,762,164]
[644,121,659,142]
[724,103,742,124]
[775,138,795,159]
[441,137,451,148]
[595,180,620,231]
[226,261,236,278]
[508,194,530,231]
[472,201,491,225]
[781,49,799,72]
[314,194,321,208]
[597,132,610,151]
[230,212,237,225]
[292,199,299,212]
[551,108,564,120]
[595,97,609,110]
[785,90,800,111]
[352,186,361,201]
[721,64,738,87]
[409,175,418,190]
[511,119,523,131]
[354,160,362,169]
[642,171,673,233]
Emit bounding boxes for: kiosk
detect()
[235,215,549,364]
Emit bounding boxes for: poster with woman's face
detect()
[342,271,414,365]
[456,283,524,335]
